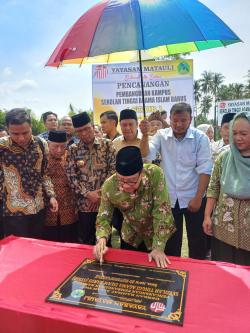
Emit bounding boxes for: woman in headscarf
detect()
[197,123,214,142]
[197,123,217,163]
[203,112,250,265]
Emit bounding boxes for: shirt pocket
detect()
[182,150,197,168]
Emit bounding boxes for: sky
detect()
[0,0,249,118]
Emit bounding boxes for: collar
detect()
[79,136,101,148]
[119,134,141,143]
[166,127,194,140]
[105,132,121,141]
[9,135,35,149]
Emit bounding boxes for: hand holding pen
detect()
[93,237,108,265]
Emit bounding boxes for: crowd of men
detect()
[0,104,247,268]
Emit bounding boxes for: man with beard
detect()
[140,103,212,260]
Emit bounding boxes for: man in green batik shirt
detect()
[94,146,175,268]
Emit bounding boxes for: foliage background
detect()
[1,68,249,135]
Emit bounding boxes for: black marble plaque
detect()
[46,259,189,325]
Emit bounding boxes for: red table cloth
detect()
[0,236,249,333]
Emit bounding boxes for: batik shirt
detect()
[112,135,141,152]
[0,136,55,216]
[207,151,250,251]
[66,137,116,212]
[45,153,77,226]
[96,164,175,251]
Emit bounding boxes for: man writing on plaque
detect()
[94,146,175,268]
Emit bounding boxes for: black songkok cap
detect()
[119,109,137,122]
[72,112,91,128]
[221,113,236,126]
[48,130,67,143]
[116,146,143,176]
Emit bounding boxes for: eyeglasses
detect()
[117,172,142,187]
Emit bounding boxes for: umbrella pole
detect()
[138,50,146,118]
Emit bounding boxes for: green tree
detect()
[200,95,213,118]
[195,113,213,127]
[194,80,202,106]
[244,69,250,98]
[211,73,225,125]
[25,109,45,135]
[218,83,246,100]
[218,84,232,100]
[193,80,202,126]
[0,109,6,127]
[200,71,213,95]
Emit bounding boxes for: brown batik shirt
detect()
[66,137,116,212]
[112,135,141,152]
[45,153,77,226]
[0,136,55,216]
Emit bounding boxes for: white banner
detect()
[92,60,194,124]
[217,99,250,125]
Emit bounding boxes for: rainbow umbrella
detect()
[46,0,241,116]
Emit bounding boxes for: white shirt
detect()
[147,127,212,208]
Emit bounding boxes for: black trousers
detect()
[78,212,98,245]
[211,237,250,266]
[43,223,77,243]
[3,209,45,239]
[165,198,207,259]
[121,240,148,253]
[111,208,124,234]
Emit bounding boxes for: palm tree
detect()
[200,71,213,95]
[218,83,245,100]
[244,69,250,98]
[193,80,202,125]
[194,80,202,104]
[200,95,213,118]
[218,84,231,101]
[211,73,225,126]
[232,83,245,99]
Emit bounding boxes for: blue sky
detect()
[0,0,249,118]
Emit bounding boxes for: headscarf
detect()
[197,123,213,134]
[221,112,250,199]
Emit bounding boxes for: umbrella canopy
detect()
[46,0,241,67]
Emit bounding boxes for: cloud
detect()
[14,79,38,92]
[2,67,13,77]
[0,79,38,96]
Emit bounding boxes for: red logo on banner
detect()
[94,65,108,79]
[220,102,226,108]
[150,302,166,313]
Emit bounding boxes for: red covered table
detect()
[0,236,249,333]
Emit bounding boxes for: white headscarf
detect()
[197,123,213,134]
